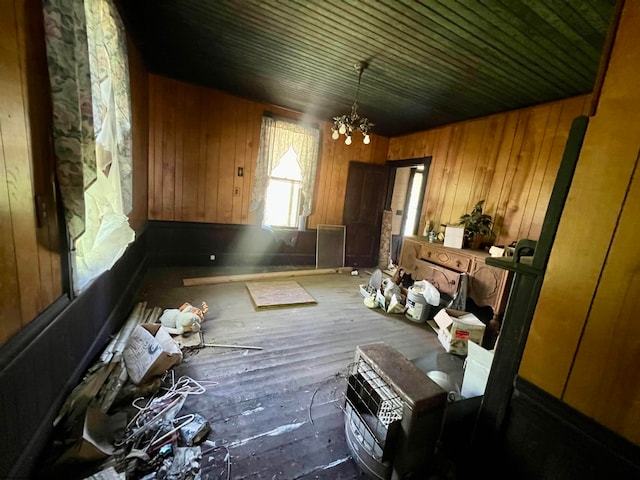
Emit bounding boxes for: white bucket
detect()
[405,286,429,323]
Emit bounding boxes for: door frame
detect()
[385,156,431,233]
[385,157,431,264]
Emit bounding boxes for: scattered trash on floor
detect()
[53,302,164,430]
[36,302,235,480]
[85,466,125,479]
[180,414,211,447]
[162,446,202,479]
[41,370,218,479]
[359,268,408,314]
[112,374,216,479]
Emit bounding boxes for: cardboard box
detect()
[56,407,125,463]
[443,226,465,249]
[461,340,494,398]
[123,324,183,384]
[429,308,486,355]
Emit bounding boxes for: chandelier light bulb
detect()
[332,61,374,146]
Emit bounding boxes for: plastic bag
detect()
[364,295,377,309]
[382,278,401,302]
[422,281,440,306]
[412,280,440,306]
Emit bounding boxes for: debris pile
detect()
[112,374,216,479]
[54,302,164,429]
[37,302,222,480]
[360,268,408,314]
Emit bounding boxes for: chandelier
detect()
[331,61,374,145]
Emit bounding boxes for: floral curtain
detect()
[249,116,320,218]
[43,0,134,293]
[42,0,96,241]
[84,0,132,213]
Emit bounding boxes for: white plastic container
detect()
[405,286,430,323]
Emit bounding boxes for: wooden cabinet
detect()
[399,236,513,335]
[414,259,461,297]
[398,237,421,272]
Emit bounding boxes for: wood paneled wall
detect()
[521,0,640,445]
[387,95,591,246]
[0,0,62,344]
[147,74,389,228]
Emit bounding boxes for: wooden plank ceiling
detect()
[117,0,615,137]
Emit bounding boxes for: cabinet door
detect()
[468,260,509,312]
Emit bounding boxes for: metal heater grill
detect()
[345,360,402,477]
[344,344,448,480]
[354,359,403,427]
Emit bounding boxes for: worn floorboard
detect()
[130,266,464,479]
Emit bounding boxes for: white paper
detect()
[443,226,465,249]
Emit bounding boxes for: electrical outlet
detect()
[210,254,216,261]
[234,187,240,196]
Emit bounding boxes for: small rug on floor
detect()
[245,280,317,309]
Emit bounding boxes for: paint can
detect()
[405,286,430,323]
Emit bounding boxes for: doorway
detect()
[385,157,431,265]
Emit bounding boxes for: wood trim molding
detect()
[589,0,626,116]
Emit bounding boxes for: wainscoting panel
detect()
[0,229,148,479]
[146,221,318,267]
[487,377,640,480]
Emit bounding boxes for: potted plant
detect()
[458,200,495,249]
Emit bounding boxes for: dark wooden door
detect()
[342,161,388,267]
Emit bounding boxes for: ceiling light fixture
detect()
[332,61,374,145]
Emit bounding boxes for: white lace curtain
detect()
[249,116,320,218]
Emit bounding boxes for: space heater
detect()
[344,343,447,480]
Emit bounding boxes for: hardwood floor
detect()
[134,266,464,479]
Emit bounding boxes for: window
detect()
[42,0,134,294]
[250,116,320,228]
[75,0,134,293]
[263,146,303,227]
